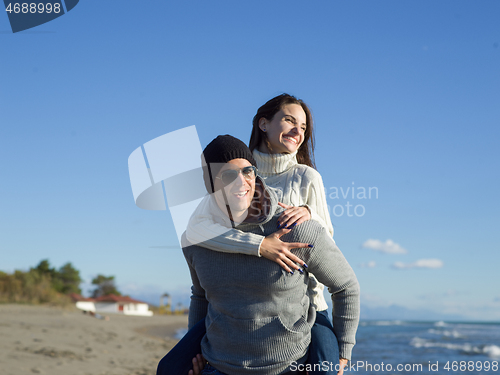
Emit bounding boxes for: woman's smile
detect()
[282,134,299,145]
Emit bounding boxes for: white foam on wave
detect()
[373,320,403,326]
[434,321,447,327]
[484,345,500,358]
[411,337,480,353]
[428,328,464,338]
[411,337,500,358]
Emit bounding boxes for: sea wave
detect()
[434,321,447,327]
[364,320,404,326]
[484,345,500,358]
[410,337,500,358]
[428,328,464,338]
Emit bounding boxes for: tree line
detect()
[0,259,121,304]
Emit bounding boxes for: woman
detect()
[180,135,358,375]
[188,94,334,274]
[158,95,342,374]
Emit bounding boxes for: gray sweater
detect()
[182,179,360,375]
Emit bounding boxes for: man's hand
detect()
[188,354,205,375]
[338,358,348,375]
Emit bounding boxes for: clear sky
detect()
[1,0,499,320]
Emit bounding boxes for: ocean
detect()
[352,320,500,374]
[176,320,500,374]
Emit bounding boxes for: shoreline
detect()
[0,303,188,375]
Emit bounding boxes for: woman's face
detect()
[259,103,307,154]
[213,158,256,222]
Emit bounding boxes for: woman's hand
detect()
[338,358,348,375]
[277,202,311,229]
[188,353,205,375]
[259,228,312,274]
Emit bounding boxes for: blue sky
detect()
[1,0,499,321]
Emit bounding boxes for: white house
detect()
[71,294,153,316]
[71,294,96,312]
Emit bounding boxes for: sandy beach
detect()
[0,304,188,375]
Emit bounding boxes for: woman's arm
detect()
[186,195,263,256]
[276,202,311,229]
[186,196,309,273]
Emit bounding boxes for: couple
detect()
[158,94,360,375]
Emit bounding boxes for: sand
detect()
[0,304,188,375]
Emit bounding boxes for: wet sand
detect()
[0,304,188,375]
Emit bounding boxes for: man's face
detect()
[213,158,256,221]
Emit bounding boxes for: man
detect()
[161,135,359,375]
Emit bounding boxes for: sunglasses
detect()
[216,166,257,185]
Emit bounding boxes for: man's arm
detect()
[298,228,360,361]
[183,245,209,329]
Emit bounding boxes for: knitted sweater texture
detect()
[182,180,359,375]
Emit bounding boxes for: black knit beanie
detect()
[202,135,257,193]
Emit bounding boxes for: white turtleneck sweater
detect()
[252,150,334,238]
[186,150,333,311]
